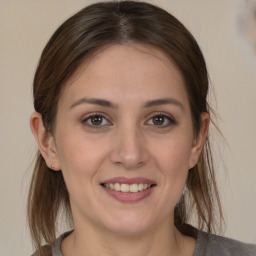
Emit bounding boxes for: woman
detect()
[28,1,256,255]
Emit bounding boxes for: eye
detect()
[146,114,176,127]
[82,114,110,128]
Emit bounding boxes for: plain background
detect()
[1,0,256,255]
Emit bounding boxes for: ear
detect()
[30,112,60,171]
[189,112,210,169]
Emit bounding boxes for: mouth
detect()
[101,183,156,193]
[100,177,156,202]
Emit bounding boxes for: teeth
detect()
[114,183,121,191]
[129,184,139,193]
[138,183,144,191]
[103,183,153,192]
[121,184,130,192]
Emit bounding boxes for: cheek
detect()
[155,136,193,172]
[55,130,109,192]
[55,135,111,217]
[57,126,105,166]
[152,136,193,193]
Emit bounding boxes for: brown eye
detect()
[90,115,103,125]
[152,116,165,125]
[82,114,110,128]
[146,114,176,127]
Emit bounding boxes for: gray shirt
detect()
[32,230,256,256]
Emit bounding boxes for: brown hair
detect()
[28,1,223,254]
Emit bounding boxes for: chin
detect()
[101,210,162,236]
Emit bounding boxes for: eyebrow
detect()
[69,98,117,109]
[69,97,184,111]
[142,98,184,111]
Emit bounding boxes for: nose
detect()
[109,125,149,170]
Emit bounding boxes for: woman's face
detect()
[50,44,206,235]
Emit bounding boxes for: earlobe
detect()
[189,112,209,169]
[30,112,60,171]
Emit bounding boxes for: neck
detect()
[62,217,195,256]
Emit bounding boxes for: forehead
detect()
[59,43,189,109]
[69,43,184,85]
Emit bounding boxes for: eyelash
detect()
[81,113,111,129]
[81,112,176,129]
[146,113,177,128]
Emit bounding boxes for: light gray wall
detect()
[1,0,255,255]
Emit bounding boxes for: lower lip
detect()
[102,186,155,203]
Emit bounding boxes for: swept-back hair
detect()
[28,1,223,254]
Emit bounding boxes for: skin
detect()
[31,44,209,256]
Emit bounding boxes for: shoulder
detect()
[30,244,52,256]
[195,230,256,256]
[30,230,73,256]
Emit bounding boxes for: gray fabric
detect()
[32,230,256,256]
[195,231,256,256]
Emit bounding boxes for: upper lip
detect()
[101,176,156,185]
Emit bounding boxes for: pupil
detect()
[92,115,102,125]
[153,116,164,125]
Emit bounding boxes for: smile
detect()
[100,177,156,202]
[101,183,154,193]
